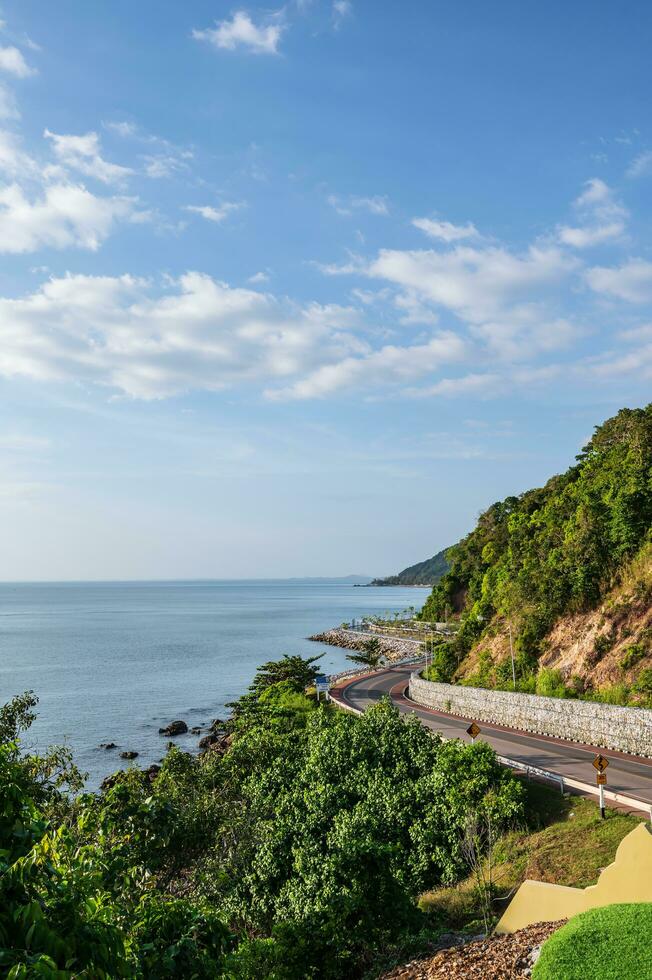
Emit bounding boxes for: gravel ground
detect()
[380,921,566,980]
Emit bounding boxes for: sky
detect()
[0,1,651,581]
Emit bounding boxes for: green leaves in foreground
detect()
[0,671,524,979]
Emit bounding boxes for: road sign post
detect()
[593,756,609,818]
[315,675,330,703]
[599,779,606,819]
[466,722,481,743]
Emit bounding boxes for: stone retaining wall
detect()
[309,628,422,662]
[409,672,652,758]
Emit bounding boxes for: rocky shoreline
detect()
[308,627,423,662]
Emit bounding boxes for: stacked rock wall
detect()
[408,673,652,757]
[309,628,422,661]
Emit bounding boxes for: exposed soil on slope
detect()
[454,546,652,697]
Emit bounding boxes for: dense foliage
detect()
[420,405,652,683]
[0,658,523,978]
[371,549,450,587]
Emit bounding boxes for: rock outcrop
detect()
[158,720,188,736]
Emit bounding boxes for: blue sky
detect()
[1,1,651,580]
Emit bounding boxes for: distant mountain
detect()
[370,549,450,587]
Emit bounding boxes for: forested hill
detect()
[419,405,652,701]
[371,548,450,586]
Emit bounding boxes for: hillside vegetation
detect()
[419,405,652,702]
[371,549,450,586]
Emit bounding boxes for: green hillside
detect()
[419,405,652,695]
[371,548,450,586]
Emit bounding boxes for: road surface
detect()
[331,664,652,809]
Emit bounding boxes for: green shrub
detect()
[593,630,616,660]
[620,643,647,671]
[533,903,652,980]
[423,642,458,683]
[535,668,568,699]
[632,668,652,695]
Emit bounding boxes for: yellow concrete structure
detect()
[495,823,652,934]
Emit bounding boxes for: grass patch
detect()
[419,780,643,930]
[533,903,652,979]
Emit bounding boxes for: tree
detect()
[227,654,323,719]
[346,636,383,670]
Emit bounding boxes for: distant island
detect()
[366,549,450,587]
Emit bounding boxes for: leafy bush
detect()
[423,642,459,682]
[592,630,616,661]
[535,669,568,699]
[0,664,527,980]
[620,643,647,671]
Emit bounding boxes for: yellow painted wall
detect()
[495,823,652,934]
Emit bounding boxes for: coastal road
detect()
[331,664,652,810]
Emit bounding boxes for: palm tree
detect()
[346,637,383,670]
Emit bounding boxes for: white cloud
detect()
[557,178,627,249]
[0,82,18,119]
[193,11,284,55]
[0,271,372,398]
[267,331,466,400]
[393,291,438,325]
[44,129,134,185]
[586,343,652,381]
[332,1,353,28]
[411,372,502,398]
[185,201,243,223]
[558,223,624,248]
[412,217,479,242]
[0,182,138,253]
[618,322,652,343]
[0,45,35,78]
[328,194,389,216]
[248,270,271,283]
[104,120,138,138]
[575,177,611,207]
[143,151,192,179]
[626,150,652,179]
[469,316,579,360]
[367,244,572,324]
[0,129,35,176]
[586,259,652,303]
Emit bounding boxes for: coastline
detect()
[309,626,423,662]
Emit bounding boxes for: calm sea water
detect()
[0,580,428,789]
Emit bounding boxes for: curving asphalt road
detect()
[331,663,652,809]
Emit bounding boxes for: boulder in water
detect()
[158,720,188,736]
[120,750,139,760]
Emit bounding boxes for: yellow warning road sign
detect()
[467,722,481,739]
[593,754,609,773]
[596,773,607,785]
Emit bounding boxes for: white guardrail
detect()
[330,673,652,820]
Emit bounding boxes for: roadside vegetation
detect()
[419,782,642,931]
[0,655,523,979]
[419,405,652,707]
[1,662,645,978]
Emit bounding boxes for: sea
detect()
[0,580,429,789]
